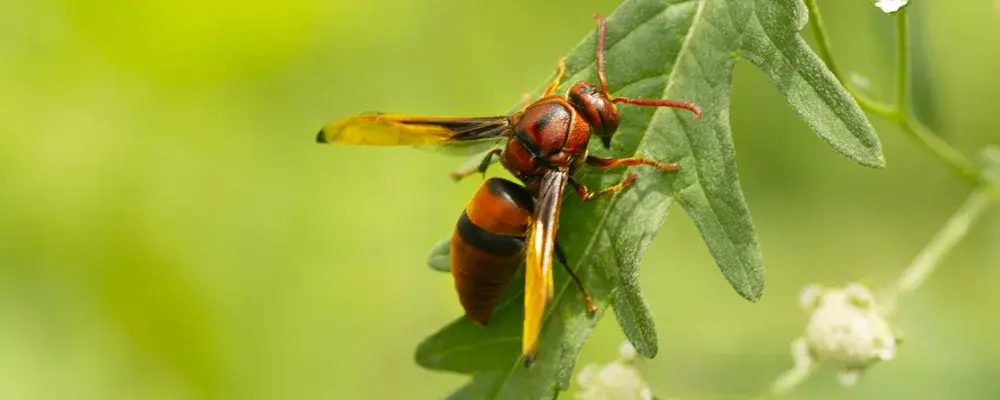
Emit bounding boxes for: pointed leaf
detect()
[427,237,451,273]
[741,0,885,168]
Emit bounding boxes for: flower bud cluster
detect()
[795,283,901,386]
[575,342,653,400]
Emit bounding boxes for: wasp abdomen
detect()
[450,178,534,325]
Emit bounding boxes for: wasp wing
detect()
[522,168,569,365]
[317,113,509,156]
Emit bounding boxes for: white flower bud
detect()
[874,0,909,13]
[575,356,652,400]
[843,283,875,308]
[849,72,872,92]
[796,283,900,386]
[799,284,822,309]
[618,341,638,363]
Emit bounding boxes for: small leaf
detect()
[741,0,885,168]
[427,237,451,273]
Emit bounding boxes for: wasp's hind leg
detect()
[554,241,596,313]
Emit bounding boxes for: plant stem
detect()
[805,0,842,81]
[853,93,896,117]
[768,363,820,399]
[804,0,899,118]
[804,0,981,185]
[889,186,998,303]
[882,6,980,184]
[889,7,981,185]
[880,7,981,185]
[894,8,909,115]
[900,119,983,185]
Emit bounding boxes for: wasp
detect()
[316,14,701,366]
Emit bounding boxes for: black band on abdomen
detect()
[485,178,534,212]
[456,210,525,256]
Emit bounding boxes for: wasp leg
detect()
[450,149,502,182]
[554,241,596,313]
[585,155,678,172]
[540,58,567,98]
[570,173,638,201]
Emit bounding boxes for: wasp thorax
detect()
[568,81,619,148]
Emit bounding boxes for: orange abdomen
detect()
[450,178,534,325]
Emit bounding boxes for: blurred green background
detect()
[2,0,998,399]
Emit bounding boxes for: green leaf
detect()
[740,0,885,168]
[427,237,451,273]
[417,0,763,397]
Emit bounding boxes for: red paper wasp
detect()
[316,14,701,366]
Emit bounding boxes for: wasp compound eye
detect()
[568,81,620,144]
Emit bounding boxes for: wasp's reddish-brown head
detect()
[567,81,619,149]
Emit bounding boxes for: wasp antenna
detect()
[593,14,610,95]
[612,97,703,119]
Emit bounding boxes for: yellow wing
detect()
[316,113,510,151]
[522,168,568,366]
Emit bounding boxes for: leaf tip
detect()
[413,336,436,369]
[633,340,658,359]
[743,289,764,303]
[859,151,887,169]
[734,275,765,303]
[871,155,887,169]
[427,237,452,273]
